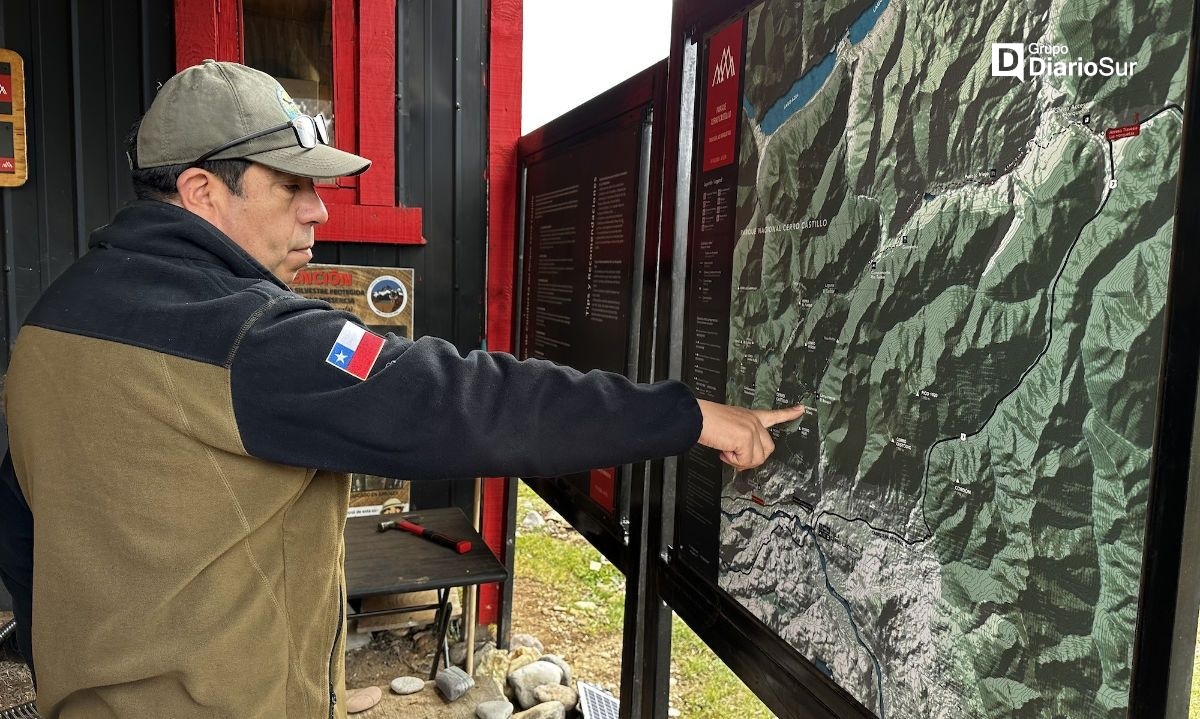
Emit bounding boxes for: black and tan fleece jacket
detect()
[3,200,701,718]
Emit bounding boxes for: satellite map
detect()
[711,0,1193,716]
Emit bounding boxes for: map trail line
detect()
[769,104,1187,547]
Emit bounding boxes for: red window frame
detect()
[174,0,425,244]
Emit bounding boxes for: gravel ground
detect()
[0,613,485,711]
[0,609,577,712]
[0,611,35,709]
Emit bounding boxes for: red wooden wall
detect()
[480,0,523,626]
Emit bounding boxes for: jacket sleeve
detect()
[228,295,702,479]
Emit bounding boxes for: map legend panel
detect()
[520,126,640,374]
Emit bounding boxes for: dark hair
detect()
[125,119,251,201]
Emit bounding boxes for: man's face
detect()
[209,164,328,283]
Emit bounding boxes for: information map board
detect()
[667,0,1200,716]
[516,64,665,565]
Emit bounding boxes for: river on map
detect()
[720,504,888,717]
[754,0,891,137]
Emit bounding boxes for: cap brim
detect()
[245,143,371,179]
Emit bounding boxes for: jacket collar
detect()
[89,200,291,291]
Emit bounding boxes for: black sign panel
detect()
[667,0,1200,717]
[520,121,641,380]
[518,111,646,532]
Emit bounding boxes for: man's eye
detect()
[284,184,301,192]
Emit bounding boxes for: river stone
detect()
[510,634,545,655]
[474,641,499,666]
[390,675,425,695]
[475,699,515,719]
[533,684,578,711]
[537,655,572,686]
[513,701,566,719]
[345,685,382,713]
[357,676,505,719]
[475,645,511,689]
[437,666,476,702]
[508,661,564,709]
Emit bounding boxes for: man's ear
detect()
[175,168,222,218]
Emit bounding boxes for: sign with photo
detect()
[0,49,28,187]
[294,263,415,516]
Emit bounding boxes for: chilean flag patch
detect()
[326,321,385,380]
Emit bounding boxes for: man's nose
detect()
[303,187,329,225]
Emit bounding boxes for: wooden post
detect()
[465,476,482,673]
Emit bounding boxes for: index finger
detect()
[752,404,806,428]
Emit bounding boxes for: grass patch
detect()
[671,616,775,719]
[514,530,625,633]
[514,483,775,718]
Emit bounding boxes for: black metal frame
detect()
[657,0,1200,717]
[1130,4,1200,714]
[513,64,667,573]
[324,0,490,516]
[0,0,175,382]
[512,62,674,719]
[515,67,666,572]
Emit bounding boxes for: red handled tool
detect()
[377,518,472,554]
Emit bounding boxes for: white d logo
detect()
[991,43,1025,81]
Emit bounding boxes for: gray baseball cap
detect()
[135,59,370,178]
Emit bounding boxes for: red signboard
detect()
[702,18,745,172]
[1106,124,1141,141]
[0,74,11,102]
[589,467,616,514]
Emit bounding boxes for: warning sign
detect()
[0,51,25,187]
[294,263,416,516]
[293,263,415,339]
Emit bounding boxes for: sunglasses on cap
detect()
[191,113,330,166]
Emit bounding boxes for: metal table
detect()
[343,507,507,678]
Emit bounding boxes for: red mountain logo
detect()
[712,46,737,86]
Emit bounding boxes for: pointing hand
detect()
[696,400,806,470]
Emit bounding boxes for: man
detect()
[1,61,802,718]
